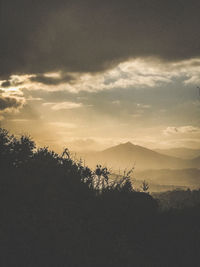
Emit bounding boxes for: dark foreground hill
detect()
[1,128,200,267]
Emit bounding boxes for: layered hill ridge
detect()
[155,147,200,159]
[191,155,200,167]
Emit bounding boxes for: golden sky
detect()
[1,1,200,151]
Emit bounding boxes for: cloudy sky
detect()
[1,0,200,151]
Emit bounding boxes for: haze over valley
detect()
[76,142,200,191]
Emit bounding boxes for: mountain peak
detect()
[117,141,135,149]
[124,141,133,146]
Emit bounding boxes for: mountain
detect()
[155,147,200,159]
[81,142,191,170]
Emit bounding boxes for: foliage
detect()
[141,180,149,192]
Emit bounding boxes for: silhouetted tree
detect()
[141,180,149,193]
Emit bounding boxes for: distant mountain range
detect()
[79,142,200,171]
[155,147,200,159]
[135,168,200,189]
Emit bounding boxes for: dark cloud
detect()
[1,0,200,79]
[29,73,75,85]
[1,81,11,87]
[1,79,23,88]
[0,96,22,110]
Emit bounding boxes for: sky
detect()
[0,0,200,151]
